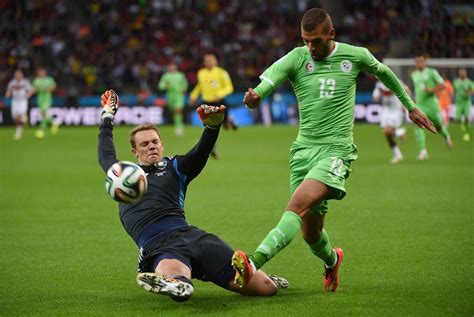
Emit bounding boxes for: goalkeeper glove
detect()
[101,89,119,122]
[197,104,226,128]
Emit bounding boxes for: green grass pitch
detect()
[0,124,472,316]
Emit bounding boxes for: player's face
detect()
[459,68,467,79]
[204,55,217,68]
[37,68,46,77]
[415,57,426,70]
[168,63,177,72]
[301,24,335,61]
[132,130,164,165]
[14,70,23,80]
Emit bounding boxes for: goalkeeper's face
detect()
[131,130,164,165]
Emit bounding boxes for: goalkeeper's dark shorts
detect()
[137,225,235,289]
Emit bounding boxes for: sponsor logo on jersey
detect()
[340,60,352,73]
[305,61,315,72]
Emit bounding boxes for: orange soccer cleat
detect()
[231,250,254,288]
[323,247,344,292]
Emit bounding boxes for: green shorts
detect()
[289,142,358,214]
[167,94,185,111]
[456,101,471,120]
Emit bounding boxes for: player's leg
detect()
[299,152,354,291]
[173,107,184,137]
[11,101,27,140]
[137,257,194,302]
[36,102,51,138]
[459,103,471,141]
[169,95,185,136]
[384,126,403,163]
[136,232,195,302]
[427,105,452,149]
[302,211,343,292]
[248,178,330,267]
[248,143,329,271]
[223,105,238,130]
[188,228,279,296]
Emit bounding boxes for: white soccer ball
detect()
[105,161,148,203]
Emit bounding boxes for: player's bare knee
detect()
[286,201,308,217]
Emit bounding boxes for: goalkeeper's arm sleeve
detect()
[98,118,119,173]
[178,127,220,182]
[376,63,416,111]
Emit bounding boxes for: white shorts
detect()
[11,100,28,119]
[380,108,404,128]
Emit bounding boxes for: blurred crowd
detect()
[1,0,472,100]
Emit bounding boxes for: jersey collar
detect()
[325,41,339,59]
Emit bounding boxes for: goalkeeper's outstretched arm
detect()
[178,105,224,182]
[98,90,120,172]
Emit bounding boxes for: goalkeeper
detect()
[98,90,287,302]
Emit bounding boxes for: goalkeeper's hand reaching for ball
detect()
[101,89,119,122]
[197,104,226,128]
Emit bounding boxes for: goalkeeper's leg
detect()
[137,258,194,302]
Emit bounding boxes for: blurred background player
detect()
[411,54,452,160]
[98,90,287,301]
[453,68,474,142]
[372,81,409,164]
[233,8,436,292]
[31,67,58,139]
[158,62,188,136]
[5,69,33,140]
[436,73,454,126]
[189,53,236,158]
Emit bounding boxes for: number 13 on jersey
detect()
[319,78,336,98]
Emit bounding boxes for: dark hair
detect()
[129,124,160,148]
[301,8,332,33]
[415,53,427,59]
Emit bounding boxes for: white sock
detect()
[248,258,257,272]
[15,126,23,135]
[392,146,402,158]
[395,128,406,137]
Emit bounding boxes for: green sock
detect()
[308,229,336,267]
[439,124,450,139]
[40,117,52,130]
[463,122,470,134]
[174,113,183,130]
[251,211,302,269]
[414,127,426,150]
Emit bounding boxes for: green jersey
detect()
[254,42,414,145]
[453,78,474,105]
[158,71,188,97]
[411,67,443,108]
[32,76,56,106]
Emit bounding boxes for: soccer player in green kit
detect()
[453,68,474,142]
[411,54,452,160]
[158,62,188,136]
[31,67,57,138]
[231,8,436,291]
